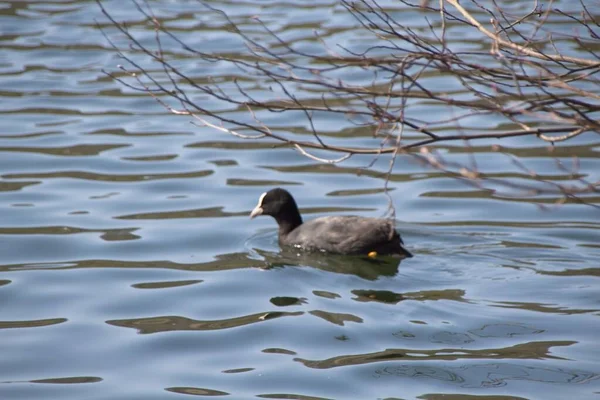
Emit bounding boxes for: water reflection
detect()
[106,312,303,334]
[309,310,363,326]
[0,181,40,191]
[254,249,404,281]
[469,324,544,338]
[0,318,67,330]
[166,387,229,396]
[296,341,576,369]
[256,394,331,400]
[375,362,600,388]
[3,169,214,181]
[270,296,306,307]
[418,394,526,400]
[131,279,203,289]
[351,289,404,304]
[29,377,103,385]
[492,301,600,315]
[0,226,141,241]
[0,143,128,156]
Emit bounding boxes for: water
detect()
[1,0,599,399]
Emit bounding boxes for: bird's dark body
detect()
[250,188,413,258]
[281,215,411,257]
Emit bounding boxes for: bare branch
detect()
[97,0,600,207]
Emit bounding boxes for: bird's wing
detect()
[288,216,398,253]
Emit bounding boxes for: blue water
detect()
[0,0,599,399]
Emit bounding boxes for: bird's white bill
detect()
[249,192,267,219]
[249,205,263,219]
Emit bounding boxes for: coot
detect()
[250,188,413,258]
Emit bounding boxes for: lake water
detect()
[1,0,599,399]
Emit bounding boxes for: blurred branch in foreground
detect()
[97,0,599,208]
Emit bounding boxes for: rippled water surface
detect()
[1,1,599,399]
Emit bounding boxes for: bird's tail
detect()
[399,245,413,258]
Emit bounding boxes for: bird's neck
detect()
[275,213,302,236]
